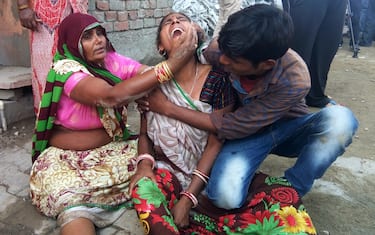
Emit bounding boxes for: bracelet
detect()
[154,61,174,83]
[192,169,209,184]
[136,153,155,169]
[18,4,29,11]
[180,191,198,208]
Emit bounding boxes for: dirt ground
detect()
[1,36,374,234]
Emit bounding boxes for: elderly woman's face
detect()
[159,13,192,50]
[81,26,107,64]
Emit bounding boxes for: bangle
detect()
[180,191,198,208]
[18,4,29,11]
[154,61,174,83]
[136,153,155,169]
[192,169,209,184]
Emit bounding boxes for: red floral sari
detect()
[132,169,317,235]
[30,0,88,113]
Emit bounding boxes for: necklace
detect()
[188,62,199,96]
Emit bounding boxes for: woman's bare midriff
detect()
[49,125,112,150]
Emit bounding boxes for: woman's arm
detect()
[185,133,223,195]
[129,114,156,193]
[70,25,198,107]
[69,65,161,107]
[171,104,234,227]
[171,133,223,227]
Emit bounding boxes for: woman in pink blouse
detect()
[29,13,197,235]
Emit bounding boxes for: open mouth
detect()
[171,27,183,38]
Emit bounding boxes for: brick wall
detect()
[90,0,173,33]
[86,0,174,63]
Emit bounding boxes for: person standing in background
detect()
[360,0,369,33]
[213,0,242,38]
[287,0,347,108]
[17,0,88,114]
[360,0,375,46]
[349,0,362,49]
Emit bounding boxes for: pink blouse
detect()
[54,52,142,130]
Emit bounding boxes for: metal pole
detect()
[347,0,359,58]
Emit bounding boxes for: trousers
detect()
[206,105,358,209]
[288,0,347,107]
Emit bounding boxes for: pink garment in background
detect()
[30,0,88,114]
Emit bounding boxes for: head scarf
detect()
[32,13,131,163]
[57,13,115,61]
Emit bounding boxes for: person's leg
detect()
[361,0,372,45]
[361,0,375,46]
[272,106,358,196]
[205,131,275,210]
[132,169,182,235]
[360,0,369,33]
[213,0,242,38]
[289,0,332,107]
[369,0,375,42]
[289,0,323,66]
[30,27,54,114]
[350,0,362,46]
[305,0,346,107]
[60,218,96,235]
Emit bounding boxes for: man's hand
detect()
[136,88,170,114]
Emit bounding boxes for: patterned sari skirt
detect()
[132,169,317,235]
[29,140,138,227]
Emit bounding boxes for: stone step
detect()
[0,66,32,89]
[0,66,34,132]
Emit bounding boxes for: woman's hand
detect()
[129,162,156,194]
[167,22,199,74]
[18,8,40,31]
[171,196,192,228]
[169,22,198,58]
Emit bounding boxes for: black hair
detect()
[218,4,294,66]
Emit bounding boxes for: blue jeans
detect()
[205,105,359,209]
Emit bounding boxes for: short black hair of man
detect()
[218,4,294,66]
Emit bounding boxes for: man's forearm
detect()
[198,38,223,69]
[163,102,217,133]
